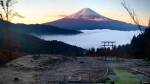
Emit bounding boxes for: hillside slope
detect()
[0,21,85,56]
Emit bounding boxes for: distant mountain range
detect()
[0,20,81,35]
[45,8,145,31]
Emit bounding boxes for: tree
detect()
[0,0,22,62]
[121,0,143,33]
[121,0,150,60]
[0,0,23,22]
[148,17,150,29]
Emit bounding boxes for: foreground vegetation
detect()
[116,27,150,60]
[114,69,140,84]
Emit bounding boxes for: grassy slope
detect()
[114,69,140,84]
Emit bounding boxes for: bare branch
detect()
[0,0,5,11]
[9,12,24,21]
[13,12,24,18]
[121,0,143,33]
[0,13,3,20]
[0,0,20,22]
[148,17,150,29]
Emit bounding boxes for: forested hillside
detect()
[0,20,85,65]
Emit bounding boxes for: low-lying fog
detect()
[40,29,140,49]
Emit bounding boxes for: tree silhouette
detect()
[0,0,22,64]
[0,0,23,21]
[121,0,143,33]
[148,17,150,29]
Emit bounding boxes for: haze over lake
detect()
[40,29,140,49]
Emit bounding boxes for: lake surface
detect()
[40,29,140,49]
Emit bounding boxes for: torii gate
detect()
[101,41,116,49]
[101,41,116,61]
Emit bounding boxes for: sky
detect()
[12,0,150,26]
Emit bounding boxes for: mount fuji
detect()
[45,8,144,31]
[66,8,109,21]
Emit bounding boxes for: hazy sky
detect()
[12,0,150,26]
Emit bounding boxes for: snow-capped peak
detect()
[66,8,109,21]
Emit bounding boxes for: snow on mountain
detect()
[45,8,145,31]
[66,8,109,21]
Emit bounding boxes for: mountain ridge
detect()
[0,20,82,35]
[45,8,145,31]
